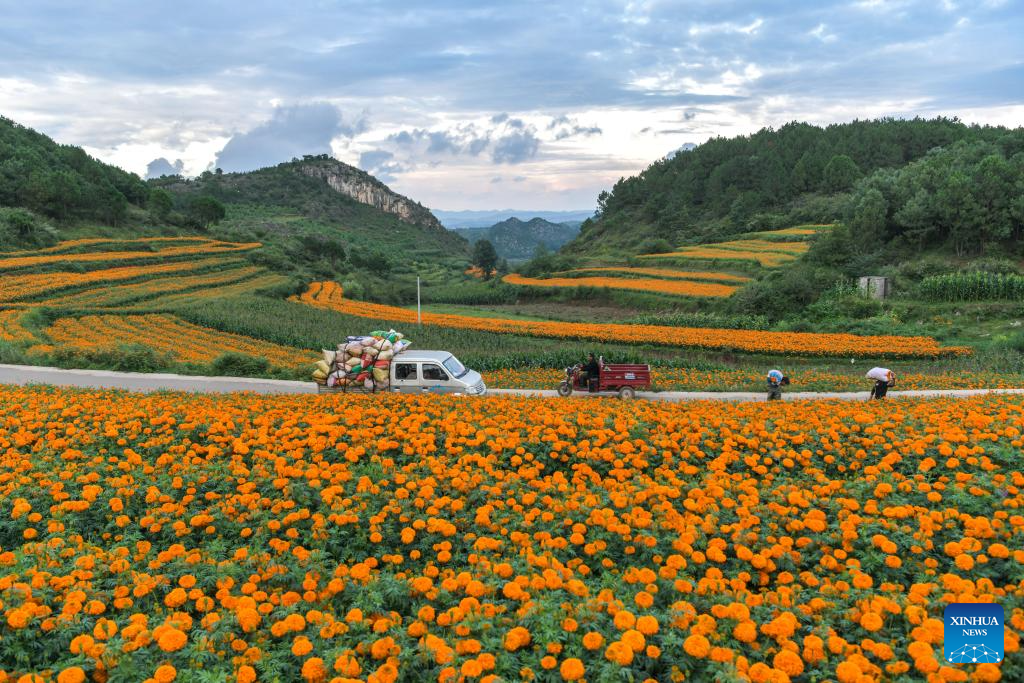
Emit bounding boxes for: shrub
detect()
[49,344,174,373]
[210,353,270,377]
[636,237,673,254]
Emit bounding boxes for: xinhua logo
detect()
[944,603,1004,664]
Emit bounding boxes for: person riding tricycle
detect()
[558,354,652,400]
[578,353,600,392]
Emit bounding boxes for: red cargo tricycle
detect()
[557,358,652,399]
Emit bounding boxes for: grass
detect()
[403,303,552,321]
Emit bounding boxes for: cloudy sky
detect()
[2,1,1022,211]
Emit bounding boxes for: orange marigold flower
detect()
[292,636,313,656]
[860,612,884,632]
[604,641,634,666]
[636,615,659,635]
[559,658,585,681]
[157,628,187,652]
[582,632,604,650]
[836,660,862,683]
[56,669,86,683]
[301,657,327,682]
[504,626,531,652]
[773,649,805,677]
[154,665,177,683]
[683,634,710,658]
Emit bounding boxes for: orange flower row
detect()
[557,267,751,283]
[0,257,242,303]
[641,247,797,267]
[0,236,218,256]
[502,273,739,298]
[0,387,1021,682]
[713,239,810,255]
[44,266,267,309]
[120,274,289,311]
[465,266,496,278]
[294,281,968,358]
[31,314,309,368]
[0,310,35,343]
[0,240,261,272]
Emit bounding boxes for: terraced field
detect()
[0,237,303,371]
[503,224,831,298]
[0,237,279,310]
[502,273,740,298]
[640,237,810,267]
[29,314,309,369]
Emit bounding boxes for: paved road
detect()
[3,363,1024,402]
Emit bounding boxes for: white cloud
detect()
[689,18,763,37]
[809,23,838,43]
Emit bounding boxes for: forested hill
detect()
[0,115,148,224]
[455,217,580,261]
[571,118,1024,255]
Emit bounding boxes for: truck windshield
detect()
[443,355,467,378]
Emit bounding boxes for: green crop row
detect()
[919,272,1024,301]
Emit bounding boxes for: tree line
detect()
[0,116,226,242]
[584,117,1024,252]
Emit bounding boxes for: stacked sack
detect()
[311,329,411,390]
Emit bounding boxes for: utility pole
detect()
[417,276,421,326]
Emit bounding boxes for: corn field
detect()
[919,271,1024,301]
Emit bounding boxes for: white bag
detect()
[866,367,893,383]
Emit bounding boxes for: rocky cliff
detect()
[296,157,446,233]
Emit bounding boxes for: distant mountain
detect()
[456,217,581,261]
[434,208,594,230]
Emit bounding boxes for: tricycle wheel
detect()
[618,386,636,400]
[557,382,573,397]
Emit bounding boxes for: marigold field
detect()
[0,387,1022,683]
[501,274,739,298]
[294,282,968,359]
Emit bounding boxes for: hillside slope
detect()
[151,156,468,298]
[568,118,1024,256]
[455,216,580,260]
[0,115,150,247]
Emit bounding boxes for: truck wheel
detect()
[557,382,572,397]
[618,386,636,400]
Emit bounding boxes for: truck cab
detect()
[388,350,486,395]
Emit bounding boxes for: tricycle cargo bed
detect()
[599,364,652,385]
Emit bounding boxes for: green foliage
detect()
[0,207,59,249]
[626,310,770,330]
[188,195,226,229]
[805,282,883,320]
[0,116,146,224]
[919,272,1024,301]
[147,187,174,221]
[48,343,175,373]
[210,352,271,376]
[637,237,673,254]
[471,239,499,278]
[518,244,579,277]
[423,280,519,305]
[0,341,30,365]
[571,117,998,255]
[847,140,1024,256]
[823,154,861,192]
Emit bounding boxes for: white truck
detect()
[318,350,486,396]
